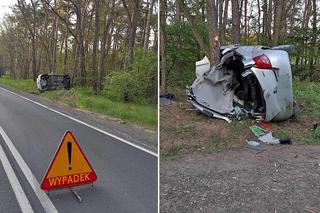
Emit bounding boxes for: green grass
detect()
[0,75,36,92]
[0,75,157,129]
[293,79,320,117]
[161,144,184,160]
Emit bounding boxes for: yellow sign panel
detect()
[41,131,97,190]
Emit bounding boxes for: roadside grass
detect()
[0,76,36,92]
[161,79,320,159]
[293,79,320,118]
[0,75,157,129]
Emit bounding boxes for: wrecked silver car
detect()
[36,74,70,91]
[187,45,298,123]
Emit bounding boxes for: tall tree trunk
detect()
[257,0,261,42]
[92,0,100,92]
[220,0,229,43]
[273,0,285,45]
[218,0,223,27]
[267,0,272,42]
[160,0,167,92]
[244,0,248,42]
[309,0,317,76]
[98,0,115,91]
[51,16,58,73]
[125,0,140,69]
[64,32,68,74]
[176,0,181,21]
[79,9,86,86]
[143,0,155,49]
[262,0,267,36]
[231,0,241,43]
[206,0,221,65]
[31,0,37,81]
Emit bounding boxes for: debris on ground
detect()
[249,125,269,137]
[249,125,291,145]
[279,138,292,144]
[258,121,277,132]
[246,140,260,147]
[160,93,177,106]
[258,132,280,144]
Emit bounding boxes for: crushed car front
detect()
[187,45,296,123]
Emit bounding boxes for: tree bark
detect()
[125,0,140,70]
[273,0,284,45]
[206,0,221,65]
[143,0,155,49]
[98,0,115,91]
[160,0,167,92]
[92,0,100,92]
[231,0,241,43]
[220,0,229,43]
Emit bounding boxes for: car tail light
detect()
[252,54,272,69]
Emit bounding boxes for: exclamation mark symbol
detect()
[67,142,72,170]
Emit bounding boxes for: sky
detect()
[0,0,17,22]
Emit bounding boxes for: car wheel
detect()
[40,78,47,87]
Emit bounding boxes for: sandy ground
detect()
[161,145,320,213]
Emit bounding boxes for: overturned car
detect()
[36,74,70,91]
[186,45,298,123]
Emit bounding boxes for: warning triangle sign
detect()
[41,131,97,190]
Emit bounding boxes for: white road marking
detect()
[0,142,34,213]
[0,86,158,157]
[0,127,58,213]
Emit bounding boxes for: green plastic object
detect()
[250,126,269,137]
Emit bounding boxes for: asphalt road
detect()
[0,86,158,213]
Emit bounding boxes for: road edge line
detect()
[0,141,34,213]
[0,86,158,157]
[0,126,58,213]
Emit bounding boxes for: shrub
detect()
[107,48,157,104]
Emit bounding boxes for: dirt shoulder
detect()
[161,145,320,212]
[160,98,318,159]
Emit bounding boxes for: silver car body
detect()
[187,45,295,122]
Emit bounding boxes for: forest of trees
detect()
[160,0,320,92]
[0,0,157,104]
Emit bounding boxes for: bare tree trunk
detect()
[98,0,115,91]
[79,7,86,86]
[206,0,221,65]
[220,0,229,43]
[218,0,223,27]
[309,0,317,76]
[160,0,167,92]
[92,0,100,92]
[176,0,181,21]
[273,0,285,45]
[125,0,140,70]
[143,0,155,49]
[267,0,272,42]
[244,0,248,42]
[262,0,267,36]
[257,0,261,42]
[64,32,68,74]
[51,16,58,73]
[231,0,241,43]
